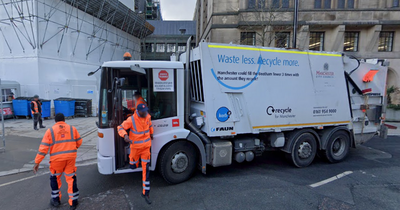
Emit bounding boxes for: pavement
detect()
[0,117,98,177]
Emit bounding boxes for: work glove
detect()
[124,135,130,143]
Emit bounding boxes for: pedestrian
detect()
[31,95,45,130]
[33,113,82,210]
[118,103,153,204]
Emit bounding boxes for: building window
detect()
[337,0,354,8]
[240,32,256,46]
[249,0,266,9]
[309,32,324,51]
[378,32,394,52]
[315,0,333,8]
[271,0,289,8]
[324,0,331,8]
[348,0,354,8]
[248,0,256,8]
[258,0,265,8]
[167,43,176,52]
[394,0,399,7]
[315,0,322,8]
[156,43,165,52]
[343,32,359,52]
[337,0,345,8]
[275,32,290,48]
[143,43,153,52]
[177,43,186,52]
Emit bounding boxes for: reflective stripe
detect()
[52,190,60,193]
[50,128,55,144]
[51,194,60,198]
[53,139,77,144]
[70,126,74,141]
[143,186,150,190]
[131,116,137,132]
[51,172,62,176]
[50,150,77,156]
[68,191,80,196]
[37,152,46,156]
[129,129,149,135]
[143,181,150,185]
[133,138,151,144]
[75,137,82,141]
[71,196,79,200]
[65,172,75,177]
[118,127,124,131]
[141,159,150,163]
[41,142,51,146]
[130,160,138,164]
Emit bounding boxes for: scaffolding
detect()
[0,0,154,60]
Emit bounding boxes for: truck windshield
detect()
[98,67,177,128]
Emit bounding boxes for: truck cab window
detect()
[148,69,177,120]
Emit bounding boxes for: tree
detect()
[238,0,292,47]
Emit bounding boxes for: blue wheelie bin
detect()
[12,97,31,118]
[54,98,75,117]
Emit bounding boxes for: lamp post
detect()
[292,0,299,48]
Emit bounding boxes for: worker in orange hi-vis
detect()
[118,103,153,205]
[33,113,82,210]
[129,92,147,112]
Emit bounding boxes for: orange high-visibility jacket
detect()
[31,101,41,115]
[118,111,153,148]
[35,122,82,164]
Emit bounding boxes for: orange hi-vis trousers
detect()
[49,159,79,206]
[129,146,151,196]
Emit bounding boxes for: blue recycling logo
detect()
[216,107,231,122]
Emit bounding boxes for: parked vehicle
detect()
[96,38,388,184]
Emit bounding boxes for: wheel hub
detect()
[332,137,345,156]
[298,142,312,159]
[171,152,188,173]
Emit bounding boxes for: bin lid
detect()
[74,98,92,102]
[54,97,75,101]
[14,97,30,100]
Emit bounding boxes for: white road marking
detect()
[0,161,96,188]
[309,171,353,188]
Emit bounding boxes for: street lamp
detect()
[292,0,299,49]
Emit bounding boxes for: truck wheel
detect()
[158,141,197,184]
[323,131,350,163]
[290,133,317,167]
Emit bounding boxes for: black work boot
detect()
[141,193,152,205]
[70,200,78,210]
[50,198,60,207]
[34,127,39,131]
[40,125,46,128]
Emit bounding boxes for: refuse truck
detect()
[96,37,389,184]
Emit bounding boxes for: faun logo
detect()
[211,127,234,132]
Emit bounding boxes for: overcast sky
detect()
[160,0,197,20]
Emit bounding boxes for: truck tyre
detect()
[290,133,317,167]
[158,141,197,184]
[322,131,350,163]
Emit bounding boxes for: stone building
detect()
[194,0,400,98]
[141,21,196,60]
